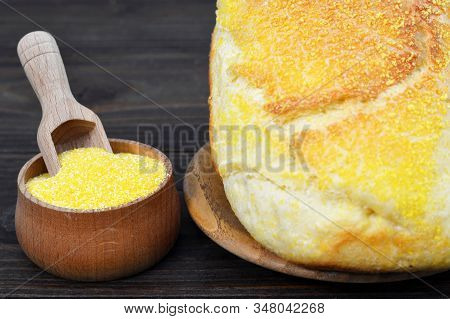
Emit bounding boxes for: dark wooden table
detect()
[0,0,448,298]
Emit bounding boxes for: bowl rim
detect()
[17,138,174,214]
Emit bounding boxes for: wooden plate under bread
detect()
[184,144,444,283]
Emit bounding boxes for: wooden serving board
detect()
[184,144,442,283]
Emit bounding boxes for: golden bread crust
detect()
[219,0,447,120]
[209,0,449,271]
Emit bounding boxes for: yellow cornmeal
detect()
[27,147,167,210]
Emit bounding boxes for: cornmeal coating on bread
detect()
[210,0,449,271]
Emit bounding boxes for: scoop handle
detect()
[17,31,75,115]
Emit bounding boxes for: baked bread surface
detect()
[210,0,449,271]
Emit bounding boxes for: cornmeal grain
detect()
[27,148,166,210]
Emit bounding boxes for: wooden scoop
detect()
[17,31,111,176]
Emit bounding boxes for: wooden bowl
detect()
[15,138,180,282]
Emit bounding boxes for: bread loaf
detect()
[209,0,449,271]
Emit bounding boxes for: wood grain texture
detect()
[0,0,449,298]
[15,139,180,281]
[18,31,111,175]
